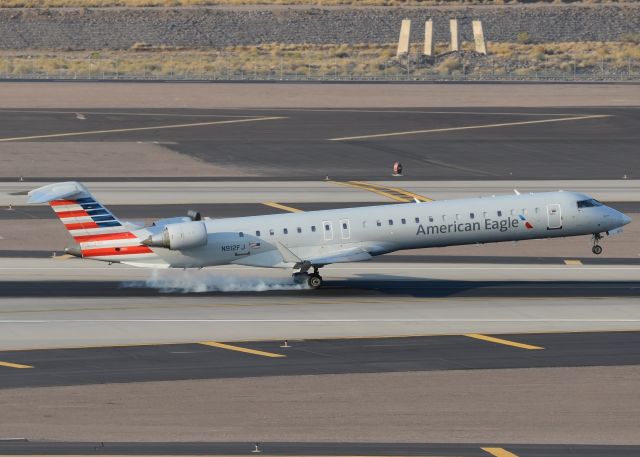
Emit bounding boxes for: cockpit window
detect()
[577,199,603,208]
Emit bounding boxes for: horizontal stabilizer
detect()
[28,181,90,204]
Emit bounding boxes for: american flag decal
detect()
[249,242,261,249]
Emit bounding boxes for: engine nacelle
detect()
[143,221,208,250]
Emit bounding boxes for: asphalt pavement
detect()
[0,441,639,456]
[1,331,638,389]
[0,107,637,180]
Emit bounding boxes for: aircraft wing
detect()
[276,242,372,268]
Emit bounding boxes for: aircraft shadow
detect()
[0,278,639,298]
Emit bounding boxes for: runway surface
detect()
[0,97,637,453]
[0,107,638,180]
[2,441,640,457]
[2,279,640,298]
[0,443,639,457]
[4,180,640,207]
[1,331,638,389]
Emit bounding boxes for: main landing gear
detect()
[293,267,323,289]
[592,233,603,255]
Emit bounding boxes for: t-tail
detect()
[28,181,158,264]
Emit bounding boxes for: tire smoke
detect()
[121,268,308,293]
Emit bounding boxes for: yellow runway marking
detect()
[0,360,33,369]
[332,180,432,203]
[482,447,520,457]
[328,114,611,141]
[351,180,433,202]
[465,334,544,350]
[52,254,75,260]
[0,116,287,142]
[564,259,583,265]
[262,201,302,212]
[200,341,286,358]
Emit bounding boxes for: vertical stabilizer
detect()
[28,181,158,263]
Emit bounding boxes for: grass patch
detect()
[0,41,636,78]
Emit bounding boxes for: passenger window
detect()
[239,232,244,237]
[510,209,515,216]
[283,228,288,235]
[455,214,461,221]
[497,211,502,217]
[363,221,367,228]
[297,227,302,233]
[376,220,382,227]
[483,212,487,218]
[428,216,433,223]
[255,230,261,236]
[401,218,406,224]
[342,223,347,229]
[442,215,446,221]
[470,213,474,219]
[324,224,330,231]
[535,207,540,214]
[388,219,394,226]
[311,226,316,232]
[269,229,274,236]
[415,217,420,223]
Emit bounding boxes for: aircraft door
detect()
[339,219,351,240]
[547,204,562,230]
[322,220,334,241]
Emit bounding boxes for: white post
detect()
[450,19,459,52]
[423,20,434,57]
[397,19,411,57]
[472,20,487,55]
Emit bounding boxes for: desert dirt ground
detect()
[0,82,638,109]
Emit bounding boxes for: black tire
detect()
[592,245,603,255]
[308,274,322,289]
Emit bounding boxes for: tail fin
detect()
[28,181,156,262]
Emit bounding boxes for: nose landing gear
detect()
[592,233,603,255]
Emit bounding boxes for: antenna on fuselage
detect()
[513,189,520,195]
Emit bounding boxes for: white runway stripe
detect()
[328,114,612,141]
[0,116,287,142]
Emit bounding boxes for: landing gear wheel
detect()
[308,274,323,289]
[591,233,603,255]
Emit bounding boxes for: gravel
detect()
[0,4,638,50]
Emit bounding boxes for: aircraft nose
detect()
[621,213,632,226]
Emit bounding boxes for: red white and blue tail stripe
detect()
[28,181,159,264]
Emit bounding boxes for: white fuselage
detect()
[135,191,630,269]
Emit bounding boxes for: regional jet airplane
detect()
[29,181,631,289]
